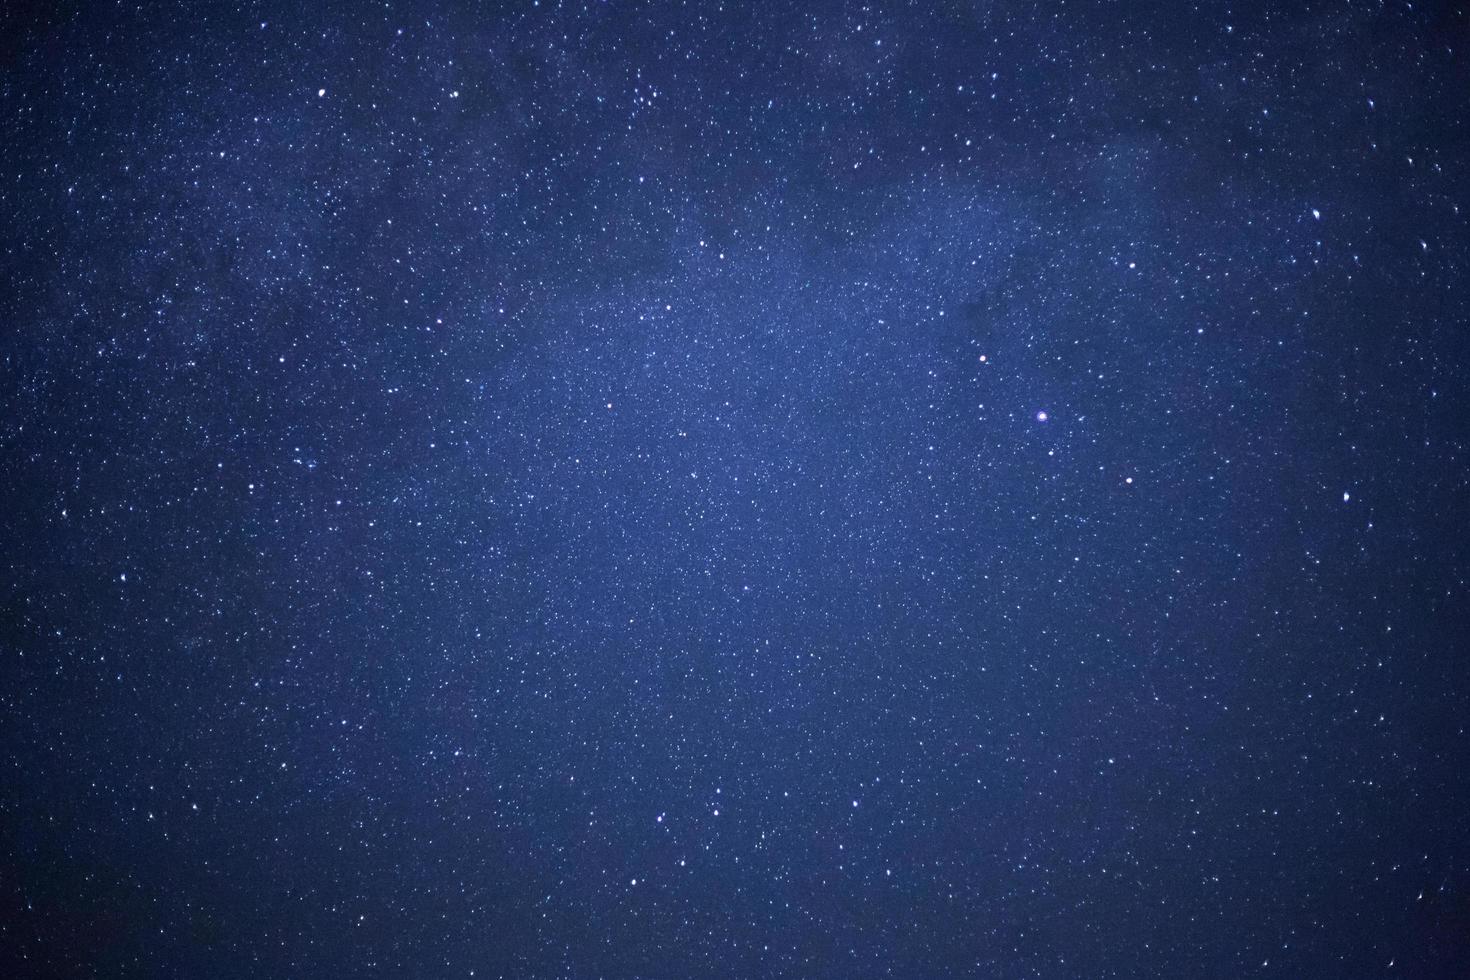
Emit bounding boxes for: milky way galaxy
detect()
[3,2,1469,977]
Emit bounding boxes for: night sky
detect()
[3,1,1470,977]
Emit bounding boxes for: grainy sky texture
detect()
[3,1,1469,977]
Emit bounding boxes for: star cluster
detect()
[3,1,1469,976]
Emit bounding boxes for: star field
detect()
[3,1,1469,977]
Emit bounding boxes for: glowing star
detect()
[1035,410,1048,422]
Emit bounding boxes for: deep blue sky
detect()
[3,1,1469,976]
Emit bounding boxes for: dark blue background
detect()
[3,1,1469,976]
